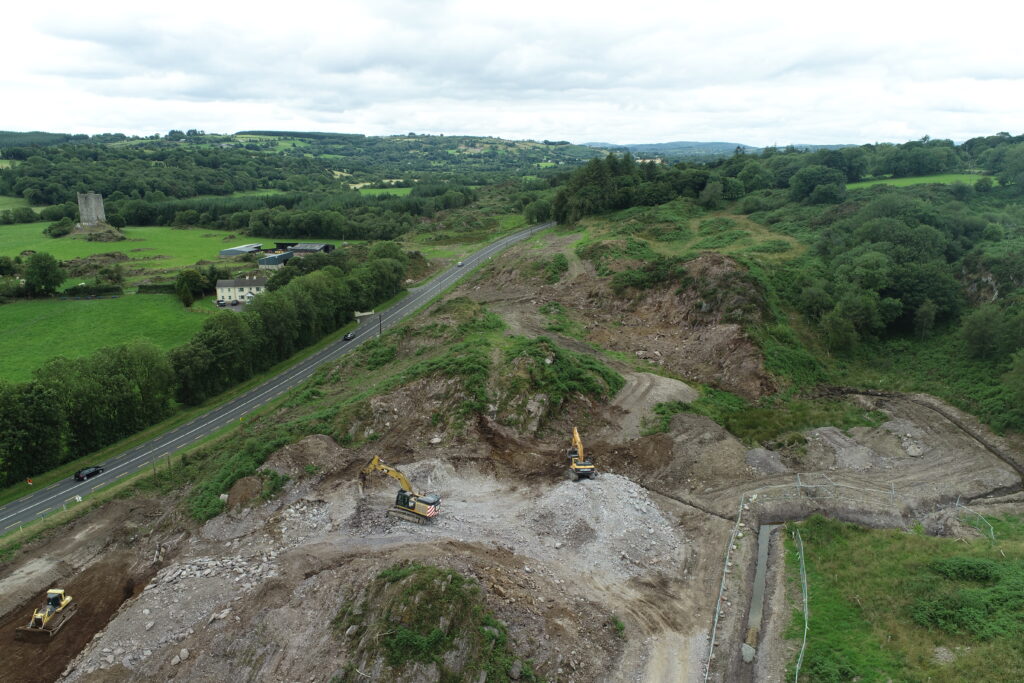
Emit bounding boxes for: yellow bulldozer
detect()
[359,455,441,524]
[15,589,77,640]
[567,426,597,481]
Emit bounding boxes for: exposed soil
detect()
[0,232,1021,682]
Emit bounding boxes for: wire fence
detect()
[703,495,748,682]
[792,528,809,682]
[702,474,912,682]
[701,474,1008,681]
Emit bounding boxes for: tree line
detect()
[0,253,406,487]
[545,133,1024,227]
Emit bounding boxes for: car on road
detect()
[74,466,104,481]
[343,332,356,341]
[230,300,240,306]
[216,300,226,307]
[457,261,464,267]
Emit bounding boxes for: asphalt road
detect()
[0,221,554,533]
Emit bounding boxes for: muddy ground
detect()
[1,234,1022,682]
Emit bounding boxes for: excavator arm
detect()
[361,455,419,495]
[571,427,585,464]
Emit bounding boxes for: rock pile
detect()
[523,474,682,579]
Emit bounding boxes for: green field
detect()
[0,295,211,382]
[847,173,987,190]
[0,223,333,280]
[0,196,32,211]
[358,187,413,196]
[0,160,15,169]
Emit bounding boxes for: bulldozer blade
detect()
[14,604,77,641]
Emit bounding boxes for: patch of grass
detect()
[258,469,289,500]
[692,229,749,249]
[338,562,544,681]
[847,173,987,190]
[503,336,625,406]
[539,301,586,339]
[0,295,210,382]
[677,387,884,445]
[787,515,1024,682]
[0,195,32,210]
[358,187,413,196]
[610,255,692,295]
[744,239,792,254]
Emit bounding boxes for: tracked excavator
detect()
[359,455,441,523]
[567,426,596,480]
[15,589,77,640]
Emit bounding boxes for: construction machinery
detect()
[359,455,441,523]
[567,426,597,480]
[15,589,77,640]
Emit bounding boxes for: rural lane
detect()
[0,222,554,532]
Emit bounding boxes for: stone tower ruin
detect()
[77,192,107,227]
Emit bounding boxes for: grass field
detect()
[787,515,1024,682]
[358,187,413,196]
[0,196,32,211]
[0,160,15,169]
[0,294,211,382]
[847,173,987,189]
[0,223,335,281]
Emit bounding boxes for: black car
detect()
[74,466,104,481]
[343,332,356,341]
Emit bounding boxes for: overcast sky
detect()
[6,1,1023,146]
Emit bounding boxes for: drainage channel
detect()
[743,523,779,663]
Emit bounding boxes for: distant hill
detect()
[582,140,855,159]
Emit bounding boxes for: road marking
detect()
[92,483,104,491]
[37,508,52,516]
[45,483,58,490]
[5,522,20,530]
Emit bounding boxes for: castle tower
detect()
[77,192,107,227]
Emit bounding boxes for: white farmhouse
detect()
[216,275,269,303]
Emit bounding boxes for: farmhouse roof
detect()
[217,277,269,288]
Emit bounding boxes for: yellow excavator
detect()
[15,589,77,640]
[359,455,441,523]
[567,426,597,480]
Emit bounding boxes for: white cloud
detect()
[5,0,1024,144]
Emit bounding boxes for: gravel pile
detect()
[523,474,682,579]
[62,550,283,680]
